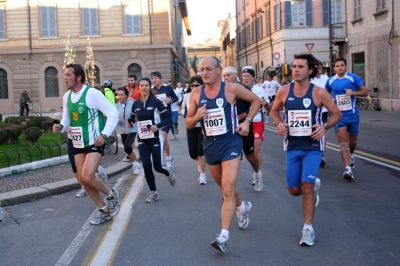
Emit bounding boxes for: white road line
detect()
[90,172,145,266]
[54,175,132,266]
[264,127,400,171]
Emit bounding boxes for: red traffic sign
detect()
[273,52,280,60]
[305,43,314,52]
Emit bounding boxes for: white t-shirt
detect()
[171,88,183,112]
[262,80,281,97]
[311,74,329,113]
[251,84,269,123]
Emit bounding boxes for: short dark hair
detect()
[187,75,204,93]
[65,64,86,84]
[117,87,128,95]
[128,74,137,80]
[293,54,319,80]
[211,56,221,68]
[334,57,347,66]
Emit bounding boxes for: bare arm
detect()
[346,85,368,97]
[271,84,289,136]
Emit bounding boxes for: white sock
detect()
[350,153,354,158]
[167,155,172,160]
[304,224,313,231]
[236,201,246,212]
[220,229,229,239]
[346,166,352,171]
[107,189,113,198]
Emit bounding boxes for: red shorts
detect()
[253,122,264,140]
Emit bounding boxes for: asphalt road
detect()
[1,119,399,266]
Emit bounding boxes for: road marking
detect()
[54,175,130,266]
[88,172,145,266]
[264,127,400,171]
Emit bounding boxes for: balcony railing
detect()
[332,22,346,42]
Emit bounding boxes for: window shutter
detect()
[284,1,291,27]
[266,9,270,35]
[274,3,281,30]
[175,22,181,47]
[82,4,98,36]
[306,0,312,26]
[125,2,141,34]
[0,8,4,39]
[90,8,98,35]
[49,7,56,37]
[41,6,48,37]
[322,0,329,25]
[82,8,90,35]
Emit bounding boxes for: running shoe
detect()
[198,173,207,185]
[236,201,252,229]
[211,234,228,253]
[343,169,354,181]
[107,189,120,217]
[90,209,111,225]
[145,191,159,203]
[253,171,263,192]
[166,157,174,169]
[175,126,179,135]
[299,227,315,246]
[76,187,87,198]
[171,134,177,140]
[314,178,321,207]
[350,156,355,168]
[133,161,142,175]
[320,156,326,167]
[0,206,5,222]
[97,165,108,183]
[166,169,176,186]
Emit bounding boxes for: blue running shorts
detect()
[334,113,360,136]
[286,150,322,188]
[203,134,243,165]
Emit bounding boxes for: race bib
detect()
[288,110,312,136]
[155,93,167,107]
[138,120,154,139]
[204,107,227,136]
[336,94,352,111]
[70,126,84,148]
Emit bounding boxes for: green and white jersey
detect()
[67,86,105,148]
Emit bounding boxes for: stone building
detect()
[0,0,191,114]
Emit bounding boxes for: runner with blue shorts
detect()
[186,56,260,253]
[271,54,341,246]
[326,58,368,181]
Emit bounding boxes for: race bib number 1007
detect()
[204,107,227,136]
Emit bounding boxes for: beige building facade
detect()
[0,0,191,114]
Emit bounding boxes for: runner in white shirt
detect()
[261,74,281,124]
[172,85,183,135]
[311,61,330,167]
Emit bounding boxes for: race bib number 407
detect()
[288,110,312,136]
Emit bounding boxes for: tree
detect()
[85,37,96,87]
[191,55,198,74]
[63,31,75,69]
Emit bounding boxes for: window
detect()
[257,16,263,40]
[291,1,305,26]
[40,6,57,37]
[44,67,59,97]
[94,65,100,85]
[274,2,281,31]
[125,1,141,34]
[323,0,342,25]
[246,25,250,45]
[352,52,365,81]
[0,7,5,39]
[265,8,271,35]
[377,0,385,11]
[82,3,98,36]
[251,20,255,43]
[128,63,142,80]
[0,68,8,99]
[354,0,361,19]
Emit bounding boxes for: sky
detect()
[186,0,236,44]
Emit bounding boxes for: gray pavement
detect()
[0,110,398,207]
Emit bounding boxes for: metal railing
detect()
[332,22,346,40]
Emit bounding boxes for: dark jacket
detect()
[20,93,31,108]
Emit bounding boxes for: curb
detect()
[0,155,70,177]
[0,160,132,207]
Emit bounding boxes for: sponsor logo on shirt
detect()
[147,107,154,110]
[288,97,294,101]
[231,152,238,156]
[307,175,316,179]
[200,99,207,104]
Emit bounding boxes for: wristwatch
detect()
[101,133,108,139]
[245,117,253,123]
[323,123,330,130]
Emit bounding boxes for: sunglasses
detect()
[191,83,201,87]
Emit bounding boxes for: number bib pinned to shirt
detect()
[70,126,84,148]
[138,120,155,139]
[204,107,227,136]
[155,93,167,107]
[288,110,312,136]
[336,94,352,111]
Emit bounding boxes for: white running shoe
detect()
[253,171,263,192]
[236,201,252,229]
[299,227,315,246]
[314,178,321,207]
[198,173,207,185]
[166,168,176,186]
[90,209,111,225]
[211,234,228,253]
[171,134,177,140]
[133,161,142,175]
[107,189,120,217]
[343,169,354,181]
[76,187,87,198]
[145,191,159,203]
[166,157,174,169]
[96,165,108,183]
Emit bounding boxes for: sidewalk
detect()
[0,110,398,207]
